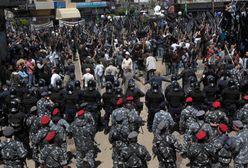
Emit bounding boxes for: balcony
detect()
[177,0,231,4]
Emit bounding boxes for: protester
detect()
[0,4,248,168]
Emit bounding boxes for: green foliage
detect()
[19,18,29,26]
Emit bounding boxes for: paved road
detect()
[24,58,206,168]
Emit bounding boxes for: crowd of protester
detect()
[0,2,247,168]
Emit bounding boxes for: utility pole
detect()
[212,0,215,13]
[0,8,8,61]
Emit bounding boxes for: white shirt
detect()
[122,58,133,71]
[146,56,157,71]
[95,64,104,77]
[171,43,180,51]
[51,73,62,87]
[82,73,94,87]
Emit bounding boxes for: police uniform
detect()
[153,121,182,168]
[32,116,51,165]
[125,82,145,114]
[205,106,229,137]
[64,84,78,123]
[164,82,185,123]
[0,127,27,168]
[81,80,102,128]
[68,110,95,168]
[179,102,198,134]
[37,91,54,117]
[212,124,233,168]
[39,131,68,168]
[152,109,175,133]
[22,91,38,113]
[125,97,144,132]
[102,83,115,133]
[145,82,165,132]
[185,111,213,144]
[109,113,130,168]
[120,131,151,168]
[221,80,240,116]
[233,120,248,168]
[8,101,31,158]
[236,102,248,128]
[185,130,215,168]
[111,100,130,127]
[50,108,70,152]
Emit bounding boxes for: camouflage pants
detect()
[112,142,126,168]
[76,150,95,168]
[213,162,230,168]
[159,162,176,168]
[234,163,248,168]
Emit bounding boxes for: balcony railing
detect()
[177,0,231,4]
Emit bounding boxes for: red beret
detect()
[116,98,123,106]
[243,95,248,101]
[218,123,228,133]
[45,131,56,142]
[185,97,193,103]
[76,109,86,118]
[52,108,60,116]
[196,130,207,140]
[40,116,50,125]
[126,96,134,101]
[212,101,221,108]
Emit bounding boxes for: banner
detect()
[59,19,85,27]
[31,21,54,31]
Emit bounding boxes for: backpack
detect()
[126,144,147,168]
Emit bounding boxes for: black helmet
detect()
[189,76,197,83]
[39,79,46,87]
[151,82,159,93]
[172,82,180,92]
[114,80,120,88]
[116,88,123,98]
[48,85,53,95]
[106,82,113,93]
[75,80,81,88]
[27,85,34,95]
[88,80,96,91]
[66,84,74,94]
[208,76,215,84]
[56,79,62,86]
[226,71,231,77]
[19,80,26,87]
[10,100,19,113]
[228,80,236,88]
[194,82,200,90]
[70,73,75,80]
[128,80,135,91]
[9,87,17,98]
[171,75,177,82]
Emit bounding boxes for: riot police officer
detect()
[145,82,165,132]
[102,82,115,134]
[82,80,102,129]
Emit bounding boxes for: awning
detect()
[76,2,109,8]
[56,8,81,20]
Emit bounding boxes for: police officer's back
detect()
[185,130,214,168]
[221,80,240,114]
[0,127,27,168]
[153,121,182,168]
[121,131,151,168]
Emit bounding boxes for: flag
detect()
[184,3,188,14]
